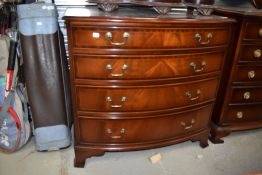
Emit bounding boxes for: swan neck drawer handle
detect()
[181,119,196,130]
[106,64,128,77]
[105,32,130,46]
[107,128,126,139]
[195,33,213,45]
[106,96,127,108]
[190,61,206,73]
[185,89,201,101]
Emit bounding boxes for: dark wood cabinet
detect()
[63,7,235,168]
[210,6,262,143]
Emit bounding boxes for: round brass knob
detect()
[236,111,243,119]
[248,70,255,79]
[259,28,262,37]
[243,91,251,100]
[254,49,261,58]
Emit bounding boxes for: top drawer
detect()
[244,22,262,40]
[71,27,230,49]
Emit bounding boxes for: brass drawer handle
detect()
[259,28,262,37]
[243,91,251,100]
[105,32,130,46]
[248,70,255,79]
[185,89,201,101]
[181,119,195,130]
[195,33,213,45]
[190,61,206,73]
[106,96,127,108]
[106,64,128,77]
[254,49,261,58]
[107,128,125,139]
[236,111,243,119]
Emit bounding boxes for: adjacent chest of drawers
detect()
[63,7,235,167]
[210,9,262,143]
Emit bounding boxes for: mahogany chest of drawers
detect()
[63,7,235,167]
[210,7,262,143]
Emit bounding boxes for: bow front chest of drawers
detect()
[63,7,235,167]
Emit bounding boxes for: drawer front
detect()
[76,78,219,112]
[74,52,224,80]
[231,86,262,104]
[239,45,262,62]
[78,104,212,144]
[234,66,262,82]
[72,27,229,49]
[223,105,262,123]
[244,22,262,40]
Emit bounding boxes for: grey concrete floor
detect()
[0,128,262,175]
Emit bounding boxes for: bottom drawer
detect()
[222,105,262,123]
[77,104,212,144]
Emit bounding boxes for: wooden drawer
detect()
[73,52,224,80]
[222,105,262,123]
[244,22,262,40]
[230,86,262,104]
[239,44,262,62]
[76,78,219,112]
[78,104,212,144]
[234,66,262,82]
[72,27,230,49]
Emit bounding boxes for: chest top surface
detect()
[63,6,235,24]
